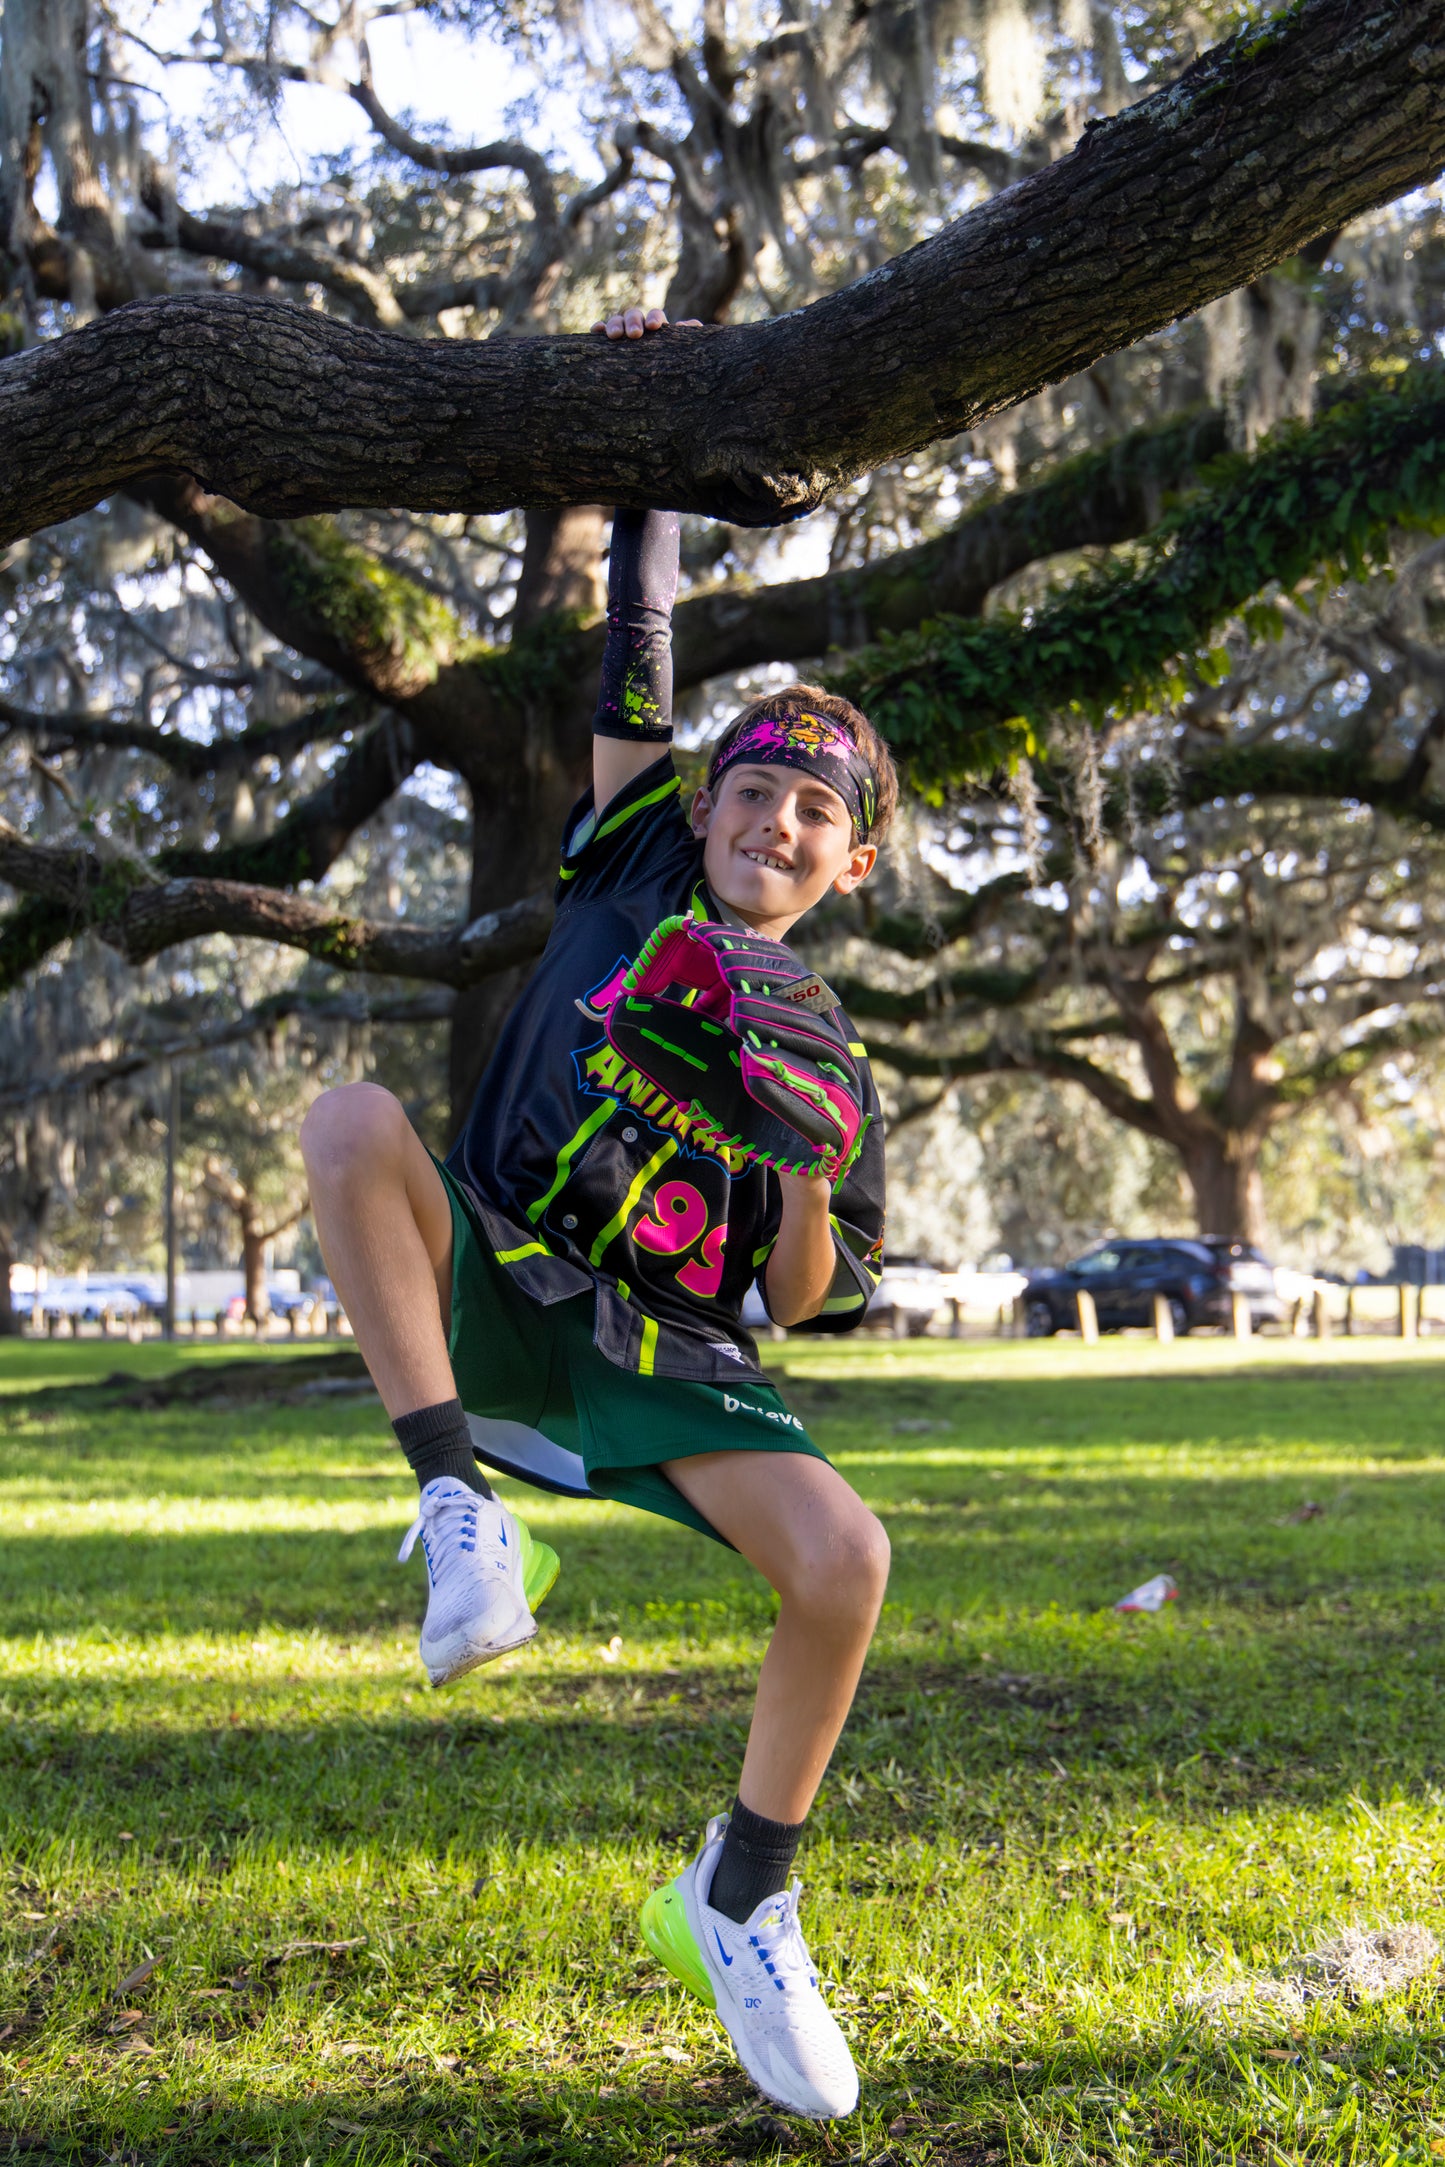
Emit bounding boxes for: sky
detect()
[117,3,594,201]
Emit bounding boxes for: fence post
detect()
[1312,1287,1330,1340]
[1399,1284,1419,1340]
[1344,1286,1355,1336]
[949,1296,962,1340]
[1076,1289,1099,1344]
[1152,1292,1174,1342]
[1231,1291,1253,1339]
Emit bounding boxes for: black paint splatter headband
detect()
[709,704,879,838]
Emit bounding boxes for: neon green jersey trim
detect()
[527,1099,618,1224]
[594,774,680,844]
[821,1291,865,1314]
[638,1314,659,1376]
[495,1239,551,1266]
[587,1136,678,1267]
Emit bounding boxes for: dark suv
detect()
[1023,1239,1282,1336]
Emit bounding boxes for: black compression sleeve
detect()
[592,507,680,742]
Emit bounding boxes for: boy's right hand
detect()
[592,305,703,339]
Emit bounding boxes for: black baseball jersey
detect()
[446,754,886,1383]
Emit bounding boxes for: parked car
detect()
[1023,1238,1282,1336]
[868,1255,953,1337]
[739,1256,952,1338]
[33,1281,144,1326]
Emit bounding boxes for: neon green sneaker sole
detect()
[640,1877,715,2008]
[515,1516,560,1613]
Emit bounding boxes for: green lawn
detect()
[4,1335,1445,2165]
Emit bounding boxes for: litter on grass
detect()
[1186,1925,1441,2019]
[1114,1573,1177,1613]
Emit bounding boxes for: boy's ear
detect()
[690,786,715,837]
[832,841,877,895]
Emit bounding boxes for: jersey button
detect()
[621,1126,638,1143]
[562,1213,578,1230]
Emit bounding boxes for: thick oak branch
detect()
[1,0,1440,542]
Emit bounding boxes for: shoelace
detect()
[397,1487,480,1586]
[746,1882,817,1994]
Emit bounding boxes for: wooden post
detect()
[163,1062,180,1342]
[1344,1286,1355,1336]
[1076,1289,1099,1343]
[1231,1291,1252,1339]
[1312,1287,1330,1340]
[890,1303,907,1340]
[1399,1284,1419,1340]
[1012,1295,1027,1337]
[1152,1292,1174,1342]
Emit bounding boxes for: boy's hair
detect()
[706,684,899,844]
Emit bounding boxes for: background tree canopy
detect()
[2,0,1445,1306]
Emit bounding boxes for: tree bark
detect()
[1,0,1441,543]
[0,1225,16,1336]
[1178,1131,1270,1246]
[241,1213,269,1327]
[446,506,603,1129]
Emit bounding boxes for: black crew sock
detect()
[706,1796,804,1925]
[392,1398,493,1498]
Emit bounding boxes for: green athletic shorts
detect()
[435,1157,829,1546]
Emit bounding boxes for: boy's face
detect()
[690,762,877,938]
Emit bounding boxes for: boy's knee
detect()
[300,1083,408,1183]
[787,1501,890,1627]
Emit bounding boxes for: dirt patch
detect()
[1187,1923,1441,2018]
[2,1350,371,1413]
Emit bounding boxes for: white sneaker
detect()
[639,1814,859,2120]
[397,1479,557,1686]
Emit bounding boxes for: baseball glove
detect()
[601,913,867,1178]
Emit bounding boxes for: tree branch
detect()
[0,690,367,775]
[866,1030,1173,1141]
[0,985,456,1112]
[670,407,1229,686]
[2,0,1440,540]
[0,816,553,983]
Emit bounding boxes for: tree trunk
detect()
[446,506,604,1131]
[0,1225,16,1336]
[1,0,1441,543]
[241,1211,270,1325]
[1179,1131,1269,1245]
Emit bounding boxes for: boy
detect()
[299,306,898,2121]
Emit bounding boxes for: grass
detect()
[4,1333,1445,2165]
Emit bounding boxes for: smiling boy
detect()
[299,308,898,2122]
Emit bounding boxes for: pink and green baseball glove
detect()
[602,914,867,1179]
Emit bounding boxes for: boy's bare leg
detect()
[302,1082,549,1683]
[299,1082,455,1418]
[658,1451,889,1822]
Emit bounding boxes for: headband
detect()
[709,703,879,838]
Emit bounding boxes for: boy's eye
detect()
[738,786,766,801]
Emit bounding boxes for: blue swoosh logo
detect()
[712,1928,733,1967]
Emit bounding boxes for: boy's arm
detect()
[592,504,680,815]
[589,305,697,816]
[764,1173,839,1327]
